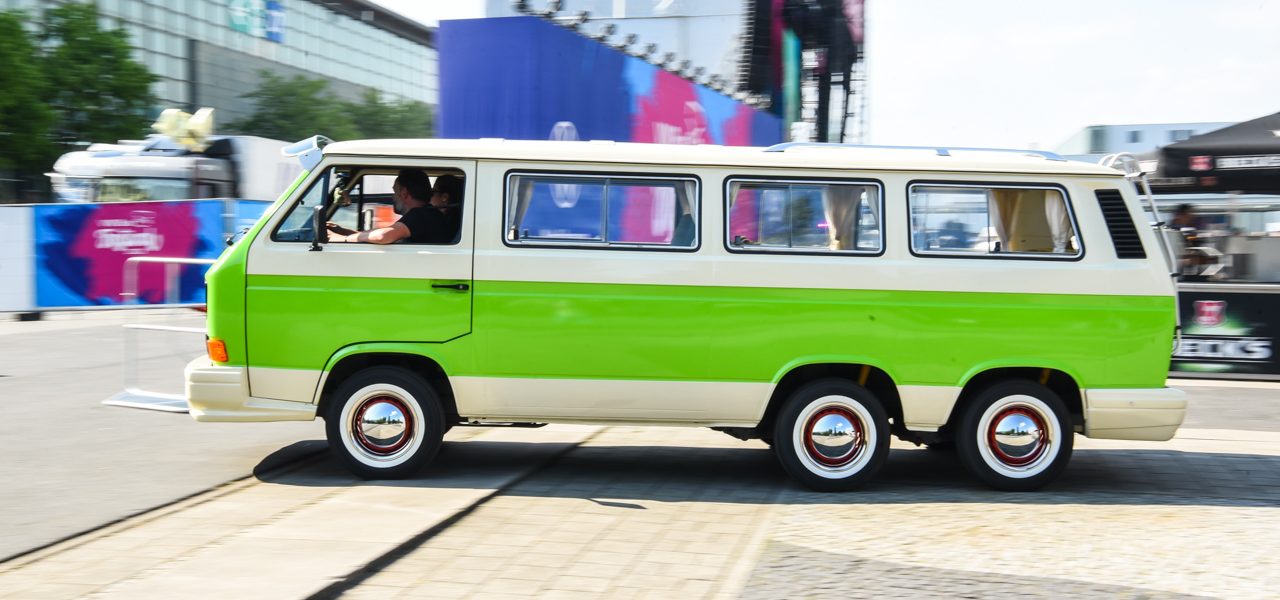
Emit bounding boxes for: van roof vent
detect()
[1096,189,1146,259]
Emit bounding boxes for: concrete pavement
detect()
[1,423,1277,599]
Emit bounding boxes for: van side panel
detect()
[462,281,1172,388]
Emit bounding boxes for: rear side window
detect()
[726,179,882,254]
[506,173,698,248]
[909,183,1081,258]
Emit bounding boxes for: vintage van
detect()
[185,139,1185,492]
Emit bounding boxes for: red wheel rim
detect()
[986,406,1047,467]
[803,406,865,467]
[353,395,413,456]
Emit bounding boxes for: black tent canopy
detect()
[1150,111,1280,194]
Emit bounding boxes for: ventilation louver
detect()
[1096,189,1146,259]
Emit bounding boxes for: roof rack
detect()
[763,142,1066,162]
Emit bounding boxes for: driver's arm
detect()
[333,222,411,244]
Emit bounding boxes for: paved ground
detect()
[3,310,1279,598]
[1,424,1276,599]
[0,311,322,561]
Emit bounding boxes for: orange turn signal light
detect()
[207,338,229,363]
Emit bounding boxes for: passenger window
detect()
[727,179,882,253]
[506,174,698,248]
[909,184,1079,257]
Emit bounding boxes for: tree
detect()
[0,10,54,173]
[39,2,155,151]
[229,74,434,142]
[227,71,360,142]
[345,89,434,139]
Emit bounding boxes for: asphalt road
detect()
[1,309,1277,565]
[0,310,322,561]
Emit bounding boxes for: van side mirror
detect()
[225,227,250,247]
[310,205,325,252]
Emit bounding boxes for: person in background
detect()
[1170,203,1202,235]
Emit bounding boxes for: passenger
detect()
[429,174,464,244]
[327,169,450,244]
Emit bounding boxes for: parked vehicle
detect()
[48,109,300,203]
[186,138,1185,492]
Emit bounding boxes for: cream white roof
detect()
[323,138,1123,177]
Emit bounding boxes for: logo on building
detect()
[549,122,581,208]
[229,0,285,43]
[1194,300,1227,327]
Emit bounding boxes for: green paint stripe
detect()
[237,275,1174,389]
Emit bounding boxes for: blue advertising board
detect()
[439,17,782,146]
[33,199,270,308]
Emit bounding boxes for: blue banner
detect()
[439,17,782,146]
[34,200,270,308]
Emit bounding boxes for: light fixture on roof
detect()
[614,32,637,51]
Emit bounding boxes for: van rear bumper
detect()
[185,357,317,422]
[1083,387,1186,441]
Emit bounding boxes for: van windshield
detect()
[98,177,192,202]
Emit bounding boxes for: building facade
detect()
[4,0,436,129]
[1056,122,1232,158]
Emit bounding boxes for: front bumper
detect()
[1083,387,1187,441]
[185,357,317,422]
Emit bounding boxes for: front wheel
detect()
[773,378,890,492]
[956,380,1073,491]
[325,366,445,479]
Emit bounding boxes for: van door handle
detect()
[431,282,470,291]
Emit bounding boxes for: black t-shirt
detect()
[397,206,452,243]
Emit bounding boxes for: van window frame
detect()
[269,164,466,245]
[906,179,1086,262]
[723,175,887,257]
[502,169,702,253]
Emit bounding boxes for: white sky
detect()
[370,0,1280,149]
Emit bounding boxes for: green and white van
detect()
[186,139,1185,491]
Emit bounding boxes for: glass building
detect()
[4,0,436,127]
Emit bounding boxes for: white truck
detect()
[47,109,301,203]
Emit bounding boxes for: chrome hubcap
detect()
[804,407,865,467]
[353,396,412,456]
[987,406,1047,467]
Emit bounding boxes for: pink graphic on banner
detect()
[631,70,712,146]
[623,71,709,242]
[729,187,760,243]
[68,203,201,304]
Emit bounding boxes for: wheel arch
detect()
[316,345,458,423]
[759,361,902,439]
[945,366,1083,435]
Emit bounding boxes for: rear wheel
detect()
[956,380,1073,491]
[325,366,445,479]
[773,378,890,492]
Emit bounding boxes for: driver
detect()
[327,169,450,244]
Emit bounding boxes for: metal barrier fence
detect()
[101,256,215,413]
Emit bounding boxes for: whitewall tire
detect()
[325,366,445,479]
[773,378,890,492]
[956,380,1073,491]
